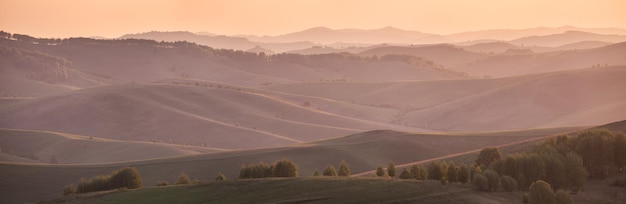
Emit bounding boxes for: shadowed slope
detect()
[0,128,221,164]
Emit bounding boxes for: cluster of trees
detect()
[0,45,72,83]
[374,160,474,186]
[238,159,298,179]
[314,160,351,177]
[485,129,625,193]
[63,167,142,195]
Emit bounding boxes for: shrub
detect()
[501,175,518,192]
[376,166,385,177]
[458,164,470,184]
[176,172,191,185]
[399,168,412,179]
[110,167,142,189]
[323,165,337,176]
[473,173,489,191]
[555,190,573,204]
[313,169,320,176]
[338,160,351,176]
[156,180,169,186]
[528,180,556,204]
[483,169,501,191]
[273,159,298,177]
[215,173,226,181]
[388,162,397,178]
[62,184,75,196]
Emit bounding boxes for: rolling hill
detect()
[0,126,580,203]
[262,66,626,132]
[0,128,220,164]
[358,44,486,69]
[510,31,626,47]
[0,83,424,149]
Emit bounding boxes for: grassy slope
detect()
[263,66,626,132]
[0,83,420,149]
[41,178,523,204]
[0,128,220,164]
[0,127,580,203]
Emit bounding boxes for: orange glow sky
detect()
[1,0,625,38]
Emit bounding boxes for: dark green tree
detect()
[473,173,488,191]
[376,166,385,177]
[399,168,412,179]
[338,160,351,176]
[272,159,298,177]
[387,162,397,178]
[458,164,470,184]
[323,165,337,176]
[447,162,458,183]
[528,180,556,204]
[475,147,502,168]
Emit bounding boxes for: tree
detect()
[338,160,351,176]
[238,164,250,179]
[272,159,298,177]
[614,132,626,172]
[473,173,488,191]
[528,180,556,204]
[410,164,419,179]
[323,165,337,176]
[501,175,518,192]
[470,165,482,183]
[176,172,191,185]
[555,190,573,204]
[447,162,458,183]
[215,173,226,181]
[110,167,142,189]
[387,162,397,178]
[483,169,501,191]
[313,169,320,176]
[399,168,412,179]
[376,166,385,177]
[575,129,615,179]
[475,147,502,167]
[428,161,444,180]
[458,164,470,184]
[563,152,588,192]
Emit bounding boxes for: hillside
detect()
[0,127,578,203]
[358,44,486,69]
[0,128,219,164]
[510,31,626,47]
[459,42,626,77]
[263,66,626,132]
[41,178,525,204]
[0,83,423,149]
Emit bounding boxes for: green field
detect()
[41,177,523,204]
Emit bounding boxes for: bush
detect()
[73,167,142,194]
[215,173,226,181]
[156,180,169,186]
[110,167,142,189]
[338,160,351,176]
[323,165,337,176]
[62,184,75,196]
[473,173,489,191]
[313,169,320,176]
[501,175,518,192]
[555,190,573,204]
[273,159,298,177]
[399,168,412,179]
[176,172,191,185]
[376,166,385,177]
[483,169,501,191]
[529,180,556,204]
[388,162,397,178]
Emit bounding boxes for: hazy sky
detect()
[1,0,625,38]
